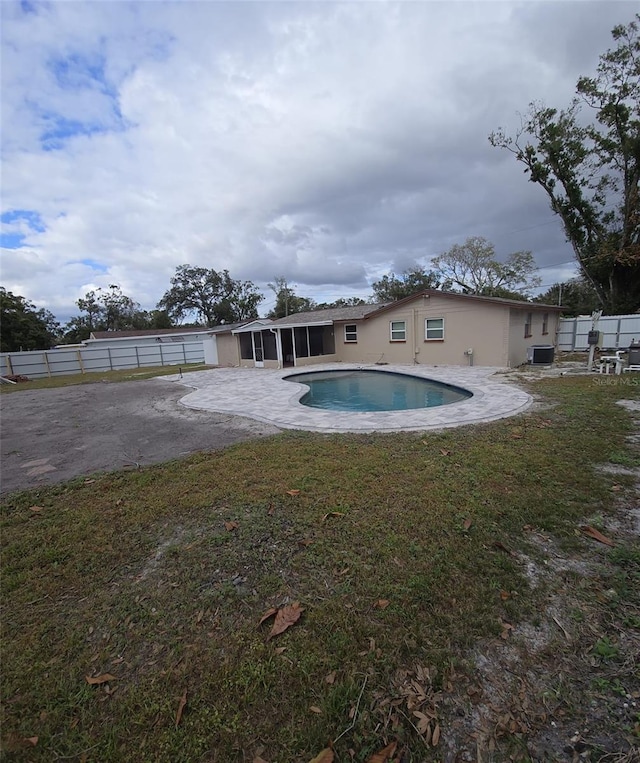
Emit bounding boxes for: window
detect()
[344,324,357,343]
[542,313,549,335]
[425,317,444,341]
[524,312,533,338]
[390,320,406,341]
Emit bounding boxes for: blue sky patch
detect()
[20,0,38,14]
[76,258,108,273]
[40,116,108,150]
[1,209,46,248]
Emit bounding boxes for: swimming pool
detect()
[285,369,472,412]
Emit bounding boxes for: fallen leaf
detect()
[286,489,301,496]
[310,705,322,714]
[366,741,397,762]
[28,505,43,513]
[253,757,269,763]
[375,599,390,609]
[440,449,451,456]
[463,518,472,531]
[175,688,187,727]
[309,750,334,763]
[500,621,514,640]
[298,539,313,548]
[268,602,304,639]
[224,521,239,532]
[258,607,278,626]
[324,670,337,685]
[493,541,516,557]
[85,673,117,685]
[322,511,345,521]
[611,484,623,492]
[552,615,571,641]
[84,479,96,484]
[412,710,431,735]
[195,609,204,624]
[500,590,511,601]
[432,723,441,746]
[274,646,287,655]
[25,737,38,747]
[581,525,615,547]
[268,504,275,515]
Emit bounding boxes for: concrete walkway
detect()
[165,364,531,433]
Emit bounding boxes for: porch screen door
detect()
[252,331,264,367]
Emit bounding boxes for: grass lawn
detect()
[0,363,208,393]
[1,375,639,762]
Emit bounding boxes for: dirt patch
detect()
[0,379,280,493]
[430,399,640,761]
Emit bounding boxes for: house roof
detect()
[270,304,385,327]
[361,290,564,317]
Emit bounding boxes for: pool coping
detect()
[163,363,532,433]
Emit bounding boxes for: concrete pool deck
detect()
[164,364,532,433]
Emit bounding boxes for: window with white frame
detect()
[425,317,444,340]
[524,312,533,338]
[542,313,549,335]
[390,320,406,341]
[344,324,357,342]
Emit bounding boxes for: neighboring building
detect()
[215,291,563,369]
[84,324,249,366]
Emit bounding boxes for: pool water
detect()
[285,370,472,412]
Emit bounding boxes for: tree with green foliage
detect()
[266,277,317,318]
[490,16,640,314]
[158,265,263,326]
[0,288,60,351]
[371,267,441,302]
[431,237,541,297]
[314,297,371,310]
[534,277,601,316]
[61,285,162,343]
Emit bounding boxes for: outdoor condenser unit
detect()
[527,345,555,364]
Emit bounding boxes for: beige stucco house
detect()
[215,290,562,369]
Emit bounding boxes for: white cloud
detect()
[0,0,634,322]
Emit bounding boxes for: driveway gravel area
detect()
[0,378,280,494]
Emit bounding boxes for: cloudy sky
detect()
[0,0,635,323]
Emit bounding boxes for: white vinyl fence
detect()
[558,314,640,351]
[0,341,206,380]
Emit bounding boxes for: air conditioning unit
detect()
[527,345,555,364]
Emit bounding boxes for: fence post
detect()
[6,355,13,375]
[43,351,52,378]
[135,346,140,369]
[182,343,187,364]
[107,348,113,370]
[76,350,85,374]
[159,344,164,366]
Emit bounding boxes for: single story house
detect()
[215,290,563,369]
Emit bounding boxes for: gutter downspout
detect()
[270,328,282,369]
